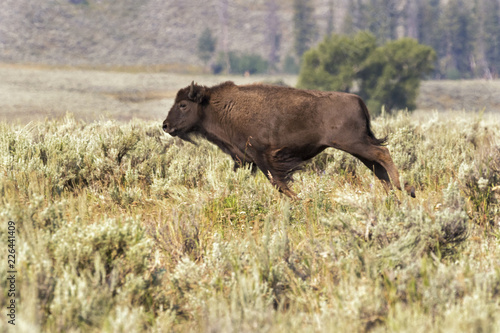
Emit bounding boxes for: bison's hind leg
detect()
[252,149,301,199]
[261,167,298,199]
[340,142,415,197]
[371,145,415,197]
[273,177,299,199]
[356,156,392,189]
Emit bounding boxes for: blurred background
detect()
[1,0,499,122]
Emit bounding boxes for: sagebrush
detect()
[0,111,499,332]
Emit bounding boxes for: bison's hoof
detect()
[405,185,416,198]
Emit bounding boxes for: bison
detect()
[162,81,415,199]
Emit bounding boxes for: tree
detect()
[293,0,316,59]
[482,0,500,77]
[406,0,420,39]
[266,0,281,70]
[297,31,377,92]
[213,52,268,75]
[298,32,436,114]
[359,38,436,111]
[417,0,444,77]
[215,0,231,73]
[363,0,402,43]
[441,0,477,78]
[342,0,364,34]
[197,28,217,65]
[326,0,335,37]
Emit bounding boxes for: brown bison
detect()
[163,81,415,199]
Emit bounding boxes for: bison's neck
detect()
[198,104,237,147]
[197,87,255,151]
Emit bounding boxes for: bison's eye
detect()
[179,102,188,110]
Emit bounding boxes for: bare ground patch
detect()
[0,65,298,123]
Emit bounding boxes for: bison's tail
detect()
[358,98,388,146]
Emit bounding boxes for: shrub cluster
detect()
[213,51,269,75]
[297,32,436,114]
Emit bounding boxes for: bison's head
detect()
[163,81,209,140]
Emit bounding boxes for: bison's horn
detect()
[188,81,196,100]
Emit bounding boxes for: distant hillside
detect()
[0,0,340,69]
[3,0,500,79]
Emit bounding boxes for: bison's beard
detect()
[176,131,198,145]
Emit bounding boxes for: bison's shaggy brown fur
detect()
[163,81,415,198]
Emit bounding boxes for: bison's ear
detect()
[188,81,210,104]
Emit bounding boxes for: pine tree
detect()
[197,28,217,65]
[297,32,377,92]
[482,0,500,76]
[215,0,230,73]
[342,0,364,34]
[418,0,443,54]
[417,0,443,77]
[441,0,478,78]
[293,0,316,59]
[363,0,401,43]
[298,32,435,113]
[326,0,335,37]
[406,0,420,39]
[266,0,281,70]
[360,38,436,111]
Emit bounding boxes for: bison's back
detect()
[214,84,368,147]
[236,84,361,118]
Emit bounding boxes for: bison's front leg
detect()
[232,161,257,173]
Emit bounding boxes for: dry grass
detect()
[416,80,500,112]
[1,66,500,332]
[0,107,499,332]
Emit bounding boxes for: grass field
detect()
[2,64,500,124]
[1,66,500,332]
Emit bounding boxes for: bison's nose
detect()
[162,122,169,132]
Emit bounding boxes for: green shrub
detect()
[197,28,217,64]
[283,55,300,74]
[298,32,436,114]
[214,51,269,75]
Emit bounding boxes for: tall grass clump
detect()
[0,111,499,332]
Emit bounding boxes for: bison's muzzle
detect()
[162,122,176,135]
